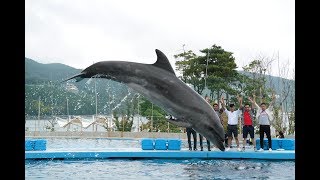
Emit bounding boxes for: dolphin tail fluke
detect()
[60,73,86,83]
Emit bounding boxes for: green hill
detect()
[238,70,295,96]
[25,58,82,84]
[25,58,135,116]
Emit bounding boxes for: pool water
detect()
[25,138,295,179]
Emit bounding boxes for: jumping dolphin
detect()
[63,49,225,151]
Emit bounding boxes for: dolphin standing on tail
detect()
[63,49,225,151]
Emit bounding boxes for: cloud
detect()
[25,0,294,79]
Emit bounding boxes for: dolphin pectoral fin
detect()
[167,118,192,128]
[153,49,176,75]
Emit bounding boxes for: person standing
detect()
[219,108,229,148]
[213,102,228,147]
[213,103,223,126]
[276,131,285,138]
[240,102,257,151]
[221,95,242,151]
[249,93,276,152]
[168,115,198,151]
[199,96,213,151]
[186,127,198,151]
[199,134,211,151]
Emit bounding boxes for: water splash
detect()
[130,93,140,103]
[111,91,132,111]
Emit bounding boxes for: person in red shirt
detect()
[241,103,257,151]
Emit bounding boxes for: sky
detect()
[25,0,295,79]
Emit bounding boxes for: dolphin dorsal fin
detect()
[153,49,176,75]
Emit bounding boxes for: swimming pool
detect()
[25,138,295,179]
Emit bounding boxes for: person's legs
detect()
[224,133,228,147]
[233,126,240,151]
[187,130,192,150]
[235,136,240,149]
[249,125,256,151]
[259,125,265,150]
[228,136,233,148]
[207,140,211,151]
[242,126,248,150]
[192,130,197,150]
[226,125,232,150]
[252,138,256,148]
[265,125,272,150]
[199,134,203,151]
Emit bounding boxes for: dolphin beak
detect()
[217,138,226,151]
[211,130,226,151]
[61,72,86,83]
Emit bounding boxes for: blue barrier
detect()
[141,138,154,150]
[25,138,294,160]
[25,139,47,151]
[141,138,181,150]
[25,140,35,151]
[154,139,167,150]
[256,138,295,150]
[167,139,181,150]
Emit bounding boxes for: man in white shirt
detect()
[221,96,242,151]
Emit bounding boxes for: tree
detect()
[288,69,295,135]
[174,48,205,93]
[174,47,197,84]
[174,44,241,105]
[201,45,240,103]
[113,112,133,132]
[242,54,277,103]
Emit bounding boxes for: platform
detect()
[25,148,294,160]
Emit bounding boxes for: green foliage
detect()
[174,49,205,93]
[138,97,180,132]
[288,111,295,135]
[272,106,283,132]
[174,44,241,103]
[113,116,133,132]
[174,50,197,83]
[242,60,273,103]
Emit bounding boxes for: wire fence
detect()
[25,115,167,132]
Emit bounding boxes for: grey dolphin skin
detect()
[63,49,225,151]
